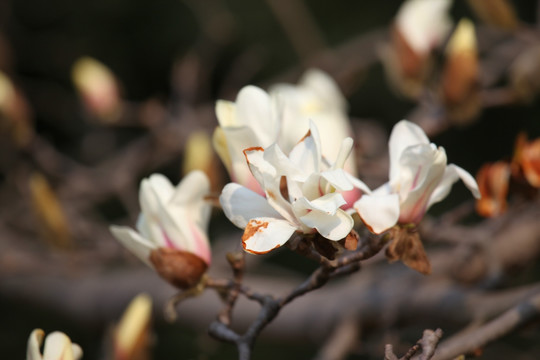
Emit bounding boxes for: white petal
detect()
[428,164,481,208]
[235,85,279,145]
[288,123,322,176]
[398,145,447,224]
[245,146,298,223]
[221,125,264,190]
[396,0,452,54]
[345,173,372,194]
[389,120,430,181]
[215,100,237,127]
[42,332,76,360]
[220,183,282,229]
[294,193,346,215]
[144,174,175,204]
[242,217,297,254]
[321,169,353,192]
[331,137,354,170]
[300,68,347,111]
[169,170,211,230]
[354,193,400,234]
[110,226,155,267]
[300,208,353,240]
[27,329,45,360]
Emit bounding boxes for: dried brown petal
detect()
[386,226,431,275]
[340,230,359,251]
[475,161,511,217]
[150,248,207,289]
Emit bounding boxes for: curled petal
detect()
[428,163,481,209]
[110,226,155,267]
[288,122,322,176]
[27,329,45,360]
[389,120,430,181]
[321,169,354,192]
[42,331,81,360]
[242,217,298,254]
[220,183,282,229]
[300,208,353,240]
[354,193,400,234]
[235,85,279,145]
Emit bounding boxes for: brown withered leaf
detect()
[386,226,431,275]
[150,248,207,289]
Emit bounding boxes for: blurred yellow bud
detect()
[184,130,223,192]
[467,0,518,30]
[442,18,480,124]
[114,294,153,360]
[29,172,71,249]
[72,57,121,122]
[0,71,33,147]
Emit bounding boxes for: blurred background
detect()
[1,0,540,359]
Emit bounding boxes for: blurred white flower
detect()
[220,121,369,254]
[27,329,82,360]
[354,120,480,234]
[110,171,212,288]
[214,69,359,204]
[396,0,453,56]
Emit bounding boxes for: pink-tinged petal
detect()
[389,120,430,181]
[235,85,279,145]
[427,164,481,209]
[354,193,400,234]
[42,331,79,360]
[110,226,155,267]
[220,183,283,229]
[242,217,297,254]
[398,145,447,223]
[341,187,363,209]
[288,121,322,176]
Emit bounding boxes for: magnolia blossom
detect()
[396,0,452,56]
[110,171,212,288]
[220,122,369,254]
[213,69,358,202]
[27,329,82,360]
[355,120,480,234]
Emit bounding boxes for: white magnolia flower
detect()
[110,171,212,284]
[27,329,82,360]
[213,86,280,194]
[214,69,359,202]
[220,122,370,254]
[396,0,453,55]
[354,120,480,234]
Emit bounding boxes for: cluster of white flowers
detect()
[109,67,480,267]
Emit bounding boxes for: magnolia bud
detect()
[72,57,121,122]
[150,247,208,289]
[114,294,152,360]
[442,18,480,124]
